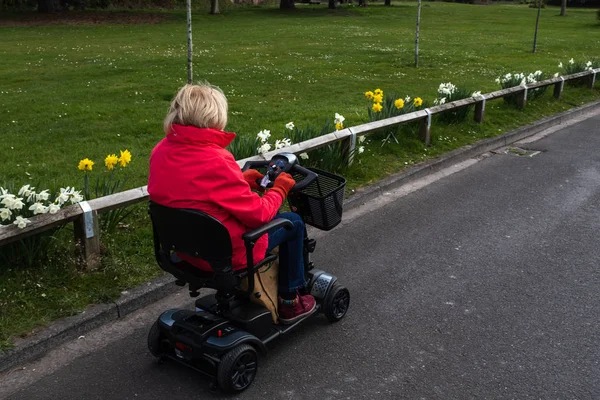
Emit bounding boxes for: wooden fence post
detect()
[419,109,432,146]
[517,85,528,110]
[554,77,564,99]
[474,96,486,124]
[343,130,357,167]
[73,201,101,270]
[588,70,597,89]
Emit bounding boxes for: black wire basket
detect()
[288,168,346,231]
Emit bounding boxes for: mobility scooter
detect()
[146,152,350,393]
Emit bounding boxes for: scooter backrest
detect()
[148,201,233,272]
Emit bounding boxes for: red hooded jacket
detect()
[148,124,284,271]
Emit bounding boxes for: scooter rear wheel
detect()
[217,343,258,393]
[324,284,350,322]
[147,321,163,358]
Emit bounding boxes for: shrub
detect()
[434,82,478,124]
[495,71,548,105]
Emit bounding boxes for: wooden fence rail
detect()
[1,69,598,269]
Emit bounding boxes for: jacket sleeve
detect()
[208,152,285,229]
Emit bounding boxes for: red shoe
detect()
[278,293,316,324]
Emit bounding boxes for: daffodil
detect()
[258,143,271,154]
[285,122,295,130]
[29,202,48,215]
[358,146,365,154]
[257,129,271,143]
[36,190,50,202]
[372,103,383,112]
[48,204,61,214]
[364,91,374,99]
[299,152,309,160]
[105,154,119,170]
[394,99,404,109]
[0,208,11,221]
[118,150,132,167]
[78,158,94,171]
[358,135,366,144]
[372,94,383,104]
[414,97,423,107]
[334,113,345,124]
[374,88,383,96]
[13,215,30,229]
[335,122,344,131]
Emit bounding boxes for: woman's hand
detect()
[243,169,265,191]
[270,172,295,200]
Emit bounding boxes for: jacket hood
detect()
[167,124,236,148]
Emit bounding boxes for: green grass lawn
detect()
[1,2,599,349]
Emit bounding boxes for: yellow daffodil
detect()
[374,88,383,96]
[372,94,383,104]
[414,97,423,107]
[364,91,374,100]
[105,154,119,170]
[335,122,344,131]
[78,158,94,172]
[118,149,132,167]
[394,99,405,109]
[372,103,383,113]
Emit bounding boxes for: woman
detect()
[148,82,316,324]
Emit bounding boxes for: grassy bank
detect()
[1,3,599,349]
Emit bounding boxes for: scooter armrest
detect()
[242,218,293,244]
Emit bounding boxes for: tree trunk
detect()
[210,0,220,14]
[532,0,542,53]
[559,0,566,16]
[384,0,391,5]
[280,0,295,9]
[358,0,366,6]
[329,0,336,9]
[37,0,56,12]
[415,0,421,67]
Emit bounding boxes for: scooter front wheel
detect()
[324,284,350,322]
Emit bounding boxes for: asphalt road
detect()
[4,113,600,399]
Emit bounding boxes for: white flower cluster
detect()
[334,113,345,125]
[437,82,457,96]
[0,185,83,229]
[495,71,543,87]
[256,128,293,155]
[357,135,366,154]
[559,59,595,71]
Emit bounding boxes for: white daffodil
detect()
[256,129,271,143]
[29,202,49,215]
[334,113,345,124]
[439,97,447,105]
[0,187,8,197]
[358,135,366,144]
[18,185,35,197]
[554,72,560,78]
[358,146,365,154]
[258,143,272,154]
[586,61,592,67]
[282,138,292,147]
[285,122,295,130]
[534,70,542,76]
[472,91,482,97]
[495,77,501,84]
[558,62,563,68]
[70,191,83,204]
[13,215,30,229]
[405,96,411,103]
[274,140,285,150]
[0,208,11,221]
[47,203,61,214]
[569,58,574,64]
[36,189,50,202]
[299,152,309,160]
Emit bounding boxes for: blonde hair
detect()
[163,82,228,134]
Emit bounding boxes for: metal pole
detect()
[415,0,421,68]
[186,0,193,84]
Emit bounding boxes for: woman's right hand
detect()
[270,172,295,199]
